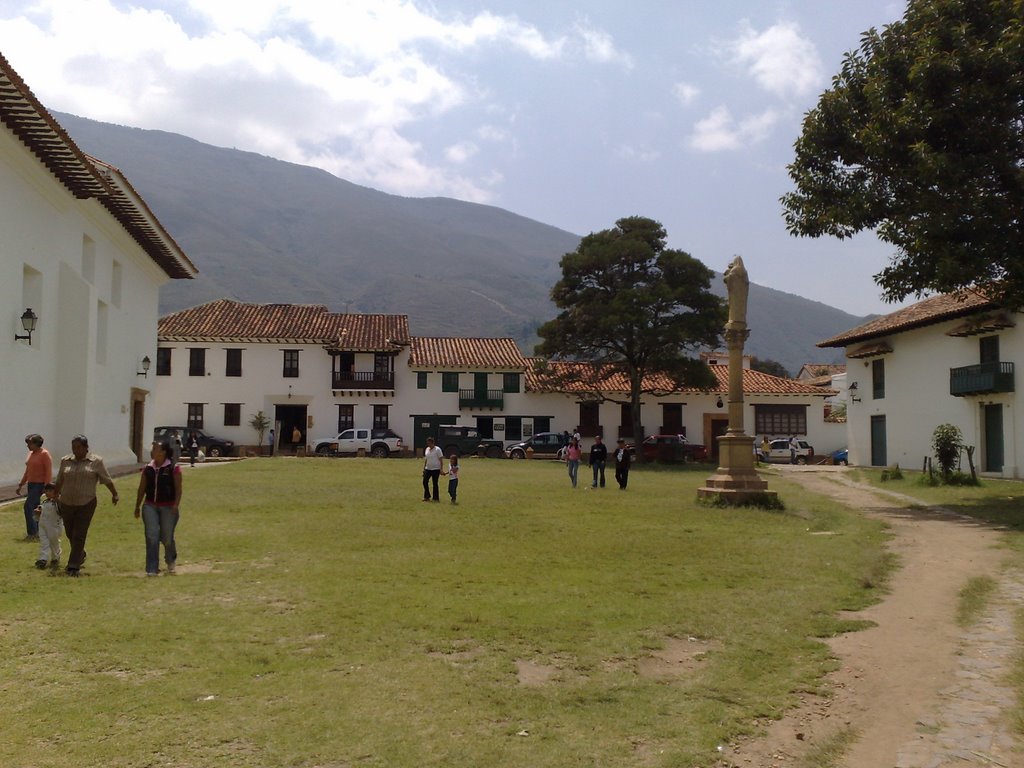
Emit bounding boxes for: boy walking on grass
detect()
[446,455,460,505]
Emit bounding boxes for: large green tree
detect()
[782,0,1024,307]
[536,216,725,454]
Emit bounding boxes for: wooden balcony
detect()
[949,362,1014,397]
[459,388,504,409]
[332,371,395,390]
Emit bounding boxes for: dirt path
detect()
[718,468,1022,768]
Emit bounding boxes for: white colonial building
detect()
[0,53,196,484]
[154,299,839,459]
[819,290,1020,477]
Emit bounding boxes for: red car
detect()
[640,434,708,463]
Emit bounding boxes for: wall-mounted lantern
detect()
[14,308,37,345]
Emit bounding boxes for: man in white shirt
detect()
[422,437,444,502]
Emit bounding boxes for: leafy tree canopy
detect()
[535,216,725,449]
[750,357,790,379]
[782,0,1024,307]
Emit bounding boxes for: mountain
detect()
[56,112,864,375]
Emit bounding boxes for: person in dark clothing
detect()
[589,435,608,488]
[614,439,631,490]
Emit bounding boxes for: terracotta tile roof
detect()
[818,290,995,348]
[409,337,526,370]
[803,374,838,387]
[159,299,410,349]
[527,359,834,397]
[0,53,195,280]
[797,363,846,379]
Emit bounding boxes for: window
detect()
[283,350,299,378]
[476,416,493,438]
[503,372,521,393]
[662,403,683,433]
[504,416,522,440]
[533,416,551,433]
[189,348,206,377]
[619,403,636,437]
[225,348,242,377]
[187,403,204,429]
[224,403,241,426]
[82,234,96,283]
[980,335,1000,364]
[754,405,807,436]
[442,372,459,392]
[373,404,390,430]
[156,348,172,376]
[578,402,600,436]
[417,372,428,389]
[374,353,391,376]
[872,358,885,399]
[337,405,354,432]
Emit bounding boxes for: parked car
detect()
[831,447,849,466]
[153,426,235,458]
[310,428,403,458]
[505,432,568,460]
[640,434,708,463]
[435,425,504,458]
[763,438,815,464]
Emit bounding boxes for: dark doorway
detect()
[130,390,146,462]
[870,415,887,466]
[275,404,308,453]
[709,417,729,462]
[984,404,1004,473]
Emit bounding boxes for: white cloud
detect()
[445,141,479,164]
[575,23,633,68]
[672,81,700,106]
[726,20,823,99]
[689,106,778,152]
[0,0,590,201]
[616,145,660,163]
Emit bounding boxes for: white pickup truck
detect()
[311,428,404,458]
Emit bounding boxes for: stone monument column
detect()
[698,257,776,503]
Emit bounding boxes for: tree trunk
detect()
[631,374,645,463]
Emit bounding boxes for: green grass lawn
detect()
[0,458,890,767]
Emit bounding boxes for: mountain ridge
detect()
[56,111,862,374]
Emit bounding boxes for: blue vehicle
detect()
[831,448,849,466]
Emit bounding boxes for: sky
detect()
[0,0,911,317]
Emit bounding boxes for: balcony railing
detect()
[949,361,1015,396]
[459,388,504,409]
[332,371,395,390]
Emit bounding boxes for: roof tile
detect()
[409,337,526,369]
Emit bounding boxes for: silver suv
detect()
[761,438,815,464]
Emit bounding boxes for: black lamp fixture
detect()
[14,308,37,345]
[716,396,724,408]
[137,355,151,377]
[848,381,858,390]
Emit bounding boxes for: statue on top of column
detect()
[723,256,749,328]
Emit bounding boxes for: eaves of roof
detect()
[0,53,195,280]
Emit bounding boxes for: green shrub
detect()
[880,464,903,481]
[931,424,963,480]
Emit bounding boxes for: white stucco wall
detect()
[843,320,1021,477]
[1,127,168,483]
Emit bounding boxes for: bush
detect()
[931,424,963,479]
[880,464,903,482]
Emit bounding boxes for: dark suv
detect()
[153,426,235,458]
[504,432,567,460]
[436,425,504,458]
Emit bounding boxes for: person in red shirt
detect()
[16,434,52,541]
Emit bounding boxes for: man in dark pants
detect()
[422,437,444,502]
[614,438,631,490]
[589,434,608,488]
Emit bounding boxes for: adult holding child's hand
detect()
[54,435,118,577]
[16,433,51,541]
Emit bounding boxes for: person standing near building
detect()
[422,437,443,502]
[54,435,119,577]
[614,439,631,490]
[789,435,799,464]
[187,431,199,467]
[589,435,607,488]
[16,433,51,541]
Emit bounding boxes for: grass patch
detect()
[956,575,998,628]
[0,458,890,767]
